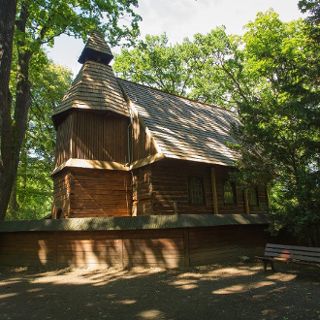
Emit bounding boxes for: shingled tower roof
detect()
[53,33,129,120]
[78,32,114,64]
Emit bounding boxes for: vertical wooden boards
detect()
[54,110,129,169]
[55,113,73,167]
[71,111,129,163]
[0,225,268,269]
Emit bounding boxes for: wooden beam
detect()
[52,153,166,175]
[130,153,165,169]
[244,189,250,214]
[52,158,130,175]
[210,167,219,214]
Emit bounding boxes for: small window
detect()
[188,177,205,205]
[248,187,259,207]
[224,181,236,205]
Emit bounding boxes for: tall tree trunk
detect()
[0,1,32,220]
[0,0,17,220]
[8,178,19,219]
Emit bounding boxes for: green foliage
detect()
[114,33,200,96]
[233,11,320,244]
[114,29,243,108]
[8,54,72,220]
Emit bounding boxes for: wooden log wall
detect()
[54,110,129,168]
[215,166,268,215]
[0,224,268,269]
[133,159,268,216]
[53,168,132,218]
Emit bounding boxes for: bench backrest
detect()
[265,243,320,264]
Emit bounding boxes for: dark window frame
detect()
[248,186,259,207]
[223,180,237,205]
[188,176,205,205]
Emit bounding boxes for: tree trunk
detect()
[8,178,19,219]
[0,1,32,220]
[0,0,17,220]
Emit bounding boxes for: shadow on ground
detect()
[0,263,319,320]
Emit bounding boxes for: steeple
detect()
[52,32,129,122]
[78,32,114,65]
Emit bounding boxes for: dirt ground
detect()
[0,263,319,320]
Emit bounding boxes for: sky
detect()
[47,0,304,76]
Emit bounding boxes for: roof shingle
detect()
[118,79,240,166]
[54,61,129,117]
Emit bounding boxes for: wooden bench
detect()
[256,243,320,271]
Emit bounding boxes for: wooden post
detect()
[244,189,250,214]
[210,167,219,214]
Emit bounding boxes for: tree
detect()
[298,0,320,40]
[114,30,241,108]
[0,0,141,220]
[8,53,72,219]
[114,34,201,96]
[231,11,320,244]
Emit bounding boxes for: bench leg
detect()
[271,261,275,272]
[263,260,275,272]
[263,261,267,272]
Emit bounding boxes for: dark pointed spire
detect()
[78,32,114,65]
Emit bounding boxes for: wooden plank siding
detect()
[0,225,268,269]
[53,168,132,218]
[54,110,129,168]
[55,113,73,167]
[133,159,268,216]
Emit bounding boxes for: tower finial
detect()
[78,31,114,65]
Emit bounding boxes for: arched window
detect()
[223,181,236,205]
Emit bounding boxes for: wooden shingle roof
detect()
[53,61,129,117]
[118,79,240,166]
[78,32,114,64]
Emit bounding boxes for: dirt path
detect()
[0,264,319,320]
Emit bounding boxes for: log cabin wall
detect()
[54,168,132,218]
[132,166,153,215]
[149,160,214,215]
[53,171,71,218]
[133,159,268,216]
[215,166,268,215]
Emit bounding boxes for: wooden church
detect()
[52,33,268,219]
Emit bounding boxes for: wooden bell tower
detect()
[51,32,132,218]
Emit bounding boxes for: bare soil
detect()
[0,263,319,320]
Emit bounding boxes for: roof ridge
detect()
[117,77,236,115]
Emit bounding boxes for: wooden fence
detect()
[0,224,268,269]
